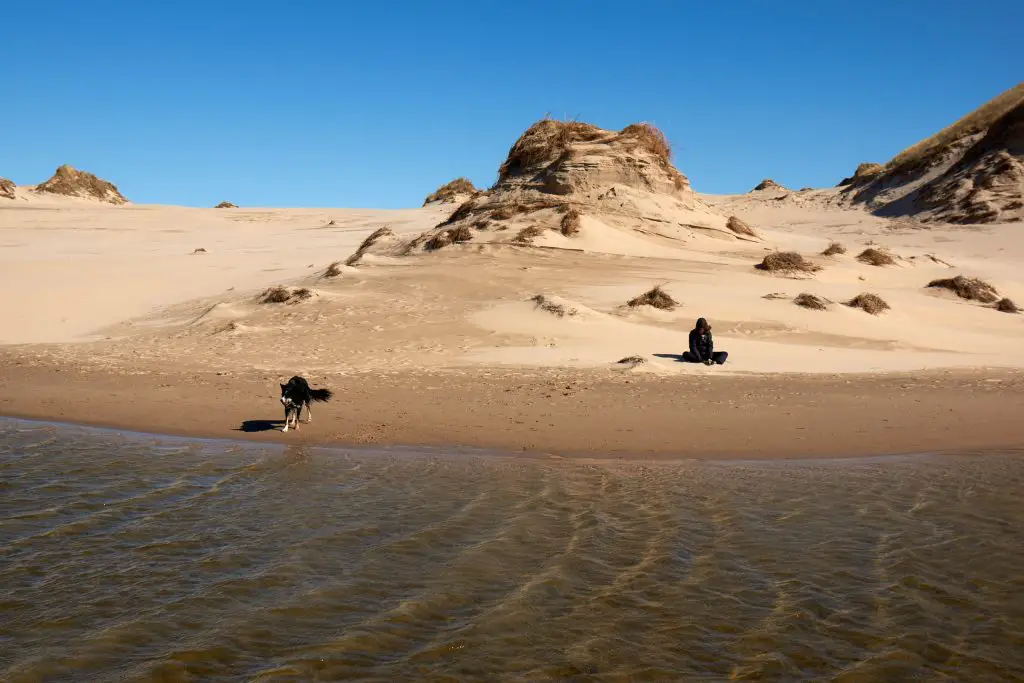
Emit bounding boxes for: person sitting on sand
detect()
[682,317,728,365]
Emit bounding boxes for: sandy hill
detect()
[423,177,479,206]
[839,83,1024,224]
[0,177,14,200]
[409,119,755,254]
[32,164,128,205]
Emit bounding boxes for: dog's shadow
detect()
[237,419,283,433]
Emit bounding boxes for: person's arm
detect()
[689,330,704,362]
[707,332,714,360]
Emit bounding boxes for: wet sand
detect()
[2,353,1022,458]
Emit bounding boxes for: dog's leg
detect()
[305,402,312,423]
[283,406,291,432]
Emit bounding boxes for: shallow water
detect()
[1,419,1023,682]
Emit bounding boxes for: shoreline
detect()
[3,356,1023,460]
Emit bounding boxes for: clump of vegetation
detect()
[514,225,547,244]
[619,123,672,163]
[846,293,890,315]
[324,261,343,278]
[996,298,1020,313]
[927,275,999,303]
[857,248,896,266]
[1,177,17,200]
[617,355,647,365]
[443,198,478,224]
[191,247,207,255]
[628,285,677,311]
[530,294,577,318]
[756,251,822,274]
[762,292,789,300]
[560,208,582,236]
[726,215,758,237]
[822,242,847,256]
[345,226,395,265]
[215,201,237,209]
[425,224,473,251]
[258,286,313,304]
[423,177,478,205]
[794,293,829,310]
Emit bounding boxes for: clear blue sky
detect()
[2,1,1021,208]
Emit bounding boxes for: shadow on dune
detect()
[236,419,283,433]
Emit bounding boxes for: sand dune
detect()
[2,114,1024,454]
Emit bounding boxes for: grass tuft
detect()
[846,293,890,315]
[628,285,677,310]
[794,293,829,310]
[756,251,822,274]
[927,275,999,303]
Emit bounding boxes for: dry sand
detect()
[2,184,1023,457]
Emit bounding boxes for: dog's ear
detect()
[280,383,287,393]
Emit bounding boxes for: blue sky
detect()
[2,1,1021,208]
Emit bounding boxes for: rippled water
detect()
[1,419,1023,681]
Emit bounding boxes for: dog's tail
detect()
[310,388,333,402]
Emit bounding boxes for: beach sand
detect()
[2,188,1023,457]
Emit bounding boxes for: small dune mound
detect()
[617,355,647,365]
[857,248,896,266]
[530,294,577,318]
[628,285,677,311]
[927,275,999,303]
[425,224,473,251]
[323,262,343,278]
[345,226,396,266]
[794,293,829,310]
[33,165,127,204]
[408,116,741,252]
[752,179,785,192]
[822,242,847,256]
[726,215,758,238]
[756,251,822,274]
[996,297,1020,313]
[215,201,237,209]
[0,177,15,200]
[846,293,890,315]
[423,177,479,205]
[560,208,582,236]
[838,163,884,186]
[258,286,313,304]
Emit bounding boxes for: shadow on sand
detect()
[653,353,686,363]
[236,419,283,433]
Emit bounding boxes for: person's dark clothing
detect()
[684,317,728,365]
[682,350,728,364]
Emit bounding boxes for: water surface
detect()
[1,419,1022,681]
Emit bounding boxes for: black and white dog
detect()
[279,376,333,432]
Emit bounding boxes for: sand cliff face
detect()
[906,102,1024,224]
[412,119,750,251]
[33,165,128,205]
[0,177,15,200]
[840,84,1024,224]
